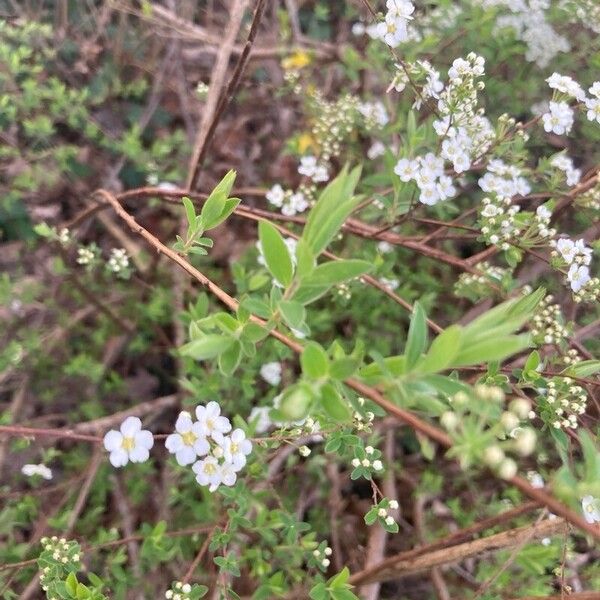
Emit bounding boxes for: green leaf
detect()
[301,342,329,379]
[200,170,236,230]
[258,220,294,287]
[180,335,234,360]
[451,334,530,367]
[320,383,351,421]
[279,384,314,421]
[182,196,196,229]
[218,341,242,375]
[66,573,78,596]
[292,259,372,304]
[405,302,427,369]
[279,300,306,330]
[416,325,462,374]
[302,165,362,255]
[295,238,315,278]
[564,359,600,377]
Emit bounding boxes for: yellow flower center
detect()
[181,431,197,446]
[586,503,594,513]
[203,462,216,475]
[121,436,135,451]
[230,442,239,454]
[206,419,215,431]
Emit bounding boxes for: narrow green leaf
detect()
[416,325,462,374]
[182,196,196,229]
[451,334,530,367]
[219,341,242,375]
[180,335,233,360]
[258,220,294,287]
[320,383,351,421]
[405,302,427,369]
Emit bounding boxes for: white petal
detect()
[109,449,129,468]
[240,439,252,455]
[103,430,123,452]
[195,405,206,420]
[165,433,183,453]
[231,429,244,443]
[206,401,221,417]
[175,446,196,466]
[193,437,210,456]
[215,416,232,434]
[135,430,154,449]
[129,446,150,463]
[120,416,141,436]
[175,413,193,433]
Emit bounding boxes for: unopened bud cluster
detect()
[39,537,82,593]
[531,295,568,346]
[311,544,333,570]
[540,379,587,430]
[454,261,509,300]
[165,581,193,599]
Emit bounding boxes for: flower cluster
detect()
[371,0,415,48]
[39,537,82,594]
[165,403,252,492]
[364,498,400,533]
[350,445,384,479]
[441,386,535,480]
[576,177,600,211]
[454,261,510,301]
[549,153,581,186]
[265,184,309,216]
[478,0,570,68]
[165,580,204,600]
[311,543,333,571]
[352,398,375,433]
[538,379,587,430]
[479,159,530,199]
[542,101,574,135]
[478,195,521,250]
[106,247,130,276]
[550,237,598,300]
[298,155,329,183]
[358,100,389,129]
[76,245,97,266]
[394,153,456,206]
[531,295,568,346]
[22,463,53,480]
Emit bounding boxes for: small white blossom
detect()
[581,495,600,524]
[567,264,590,293]
[103,416,154,467]
[165,412,209,466]
[260,361,282,386]
[222,428,253,470]
[542,101,574,135]
[195,401,232,441]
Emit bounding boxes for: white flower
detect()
[581,495,600,524]
[418,184,441,206]
[542,101,574,135]
[195,401,232,441]
[107,248,129,273]
[394,158,419,182]
[556,238,576,263]
[192,456,222,492]
[377,241,394,254]
[351,22,366,36]
[437,175,457,200]
[22,463,53,480]
[567,264,590,293]
[249,406,272,434]
[367,141,386,160]
[536,205,551,221]
[266,184,285,207]
[589,82,600,99]
[260,361,282,386]
[546,73,586,101]
[585,98,600,125]
[376,14,408,48]
[222,428,253,470]
[165,412,209,466]
[103,416,154,467]
[219,461,238,487]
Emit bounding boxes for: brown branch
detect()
[349,517,567,586]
